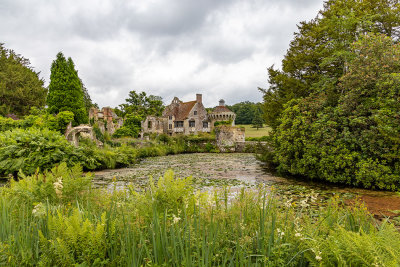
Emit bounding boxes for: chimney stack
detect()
[196,94,202,103]
[219,99,225,106]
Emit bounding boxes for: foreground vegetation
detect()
[0,164,399,266]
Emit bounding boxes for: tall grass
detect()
[0,165,399,266]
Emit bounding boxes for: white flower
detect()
[276,228,284,237]
[300,198,309,208]
[32,203,45,217]
[172,215,181,224]
[295,233,301,237]
[53,178,63,197]
[315,255,322,261]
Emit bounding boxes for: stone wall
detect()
[89,107,123,135]
[141,116,166,136]
[215,126,245,152]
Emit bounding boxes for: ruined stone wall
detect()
[141,116,166,135]
[215,126,245,152]
[89,107,123,135]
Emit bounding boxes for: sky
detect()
[0,0,323,108]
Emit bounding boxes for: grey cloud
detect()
[0,0,324,108]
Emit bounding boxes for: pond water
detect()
[93,153,400,220]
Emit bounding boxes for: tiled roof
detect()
[165,100,197,121]
[213,105,233,113]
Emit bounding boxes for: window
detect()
[189,120,195,127]
[169,115,172,120]
[203,121,208,128]
[194,111,197,115]
[169,124,172,129]
[174,121,184,128]
[148,121,152,129]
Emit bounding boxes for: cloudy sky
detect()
[0,0,323,108]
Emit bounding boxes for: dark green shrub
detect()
[269,34,400,190]
[214,120,232,127]
[0,128,93,176]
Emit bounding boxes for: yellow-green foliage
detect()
[1,167,400,266]
[38,210,110,266]
[7,163,92,205]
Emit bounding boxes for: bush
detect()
[0,111,74,134]
[0,128,92,176]
[7,163,92,205]
[214,120,232,127]
[267,34,400,190]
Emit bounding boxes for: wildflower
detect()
[315,251,322,261]
[295,232,301,237]
[53,178,63,197]
[172,215,181,224]
[276,228,285,237]
[32,203,45,217]
[299,198,309,208]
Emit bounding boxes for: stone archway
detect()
[65,124,95,147]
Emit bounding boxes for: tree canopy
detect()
[117,90,164,118]
[46,52,88,125]
[260,0,400,128]
[113,90,164,138]
[227,101,264,125]
[0,44,47,117]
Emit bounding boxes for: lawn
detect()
[237,124,271,138]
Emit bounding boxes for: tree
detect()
[260,0,400,129]
[228,101,263,125]
[80,78,97,112]
[271,33,400,190]
[0,44,47,116]
[118,90,164,117]
[47,52,88,125]
[112,114,142,138]
[252,108,264,130]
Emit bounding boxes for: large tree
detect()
[117,90,164,118]
[272,33,400,190]
[260,0,400,129]
[0,44,47,116]
[80,78,97,112]
[47,52,88,125]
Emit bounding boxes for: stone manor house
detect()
[141,94,236,136]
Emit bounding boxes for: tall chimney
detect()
[196,94,202,103]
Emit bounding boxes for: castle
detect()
[141,94,236,136]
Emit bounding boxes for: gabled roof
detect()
[164,100,197,121]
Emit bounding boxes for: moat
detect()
[93,153,400,220]
[1,153,399,220]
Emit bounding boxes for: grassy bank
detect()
[237,124,271,138]
[0,164,399,266]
